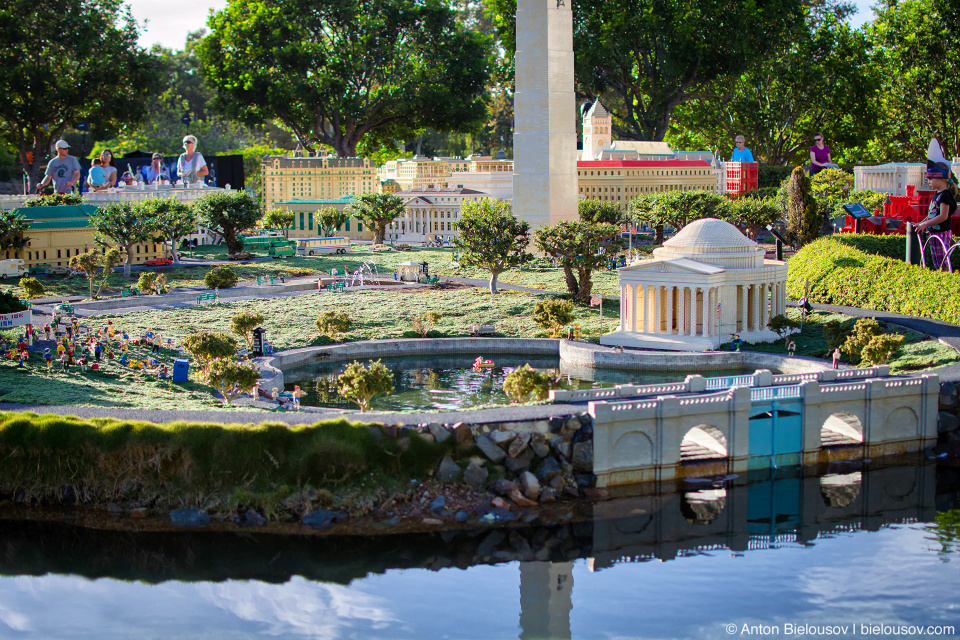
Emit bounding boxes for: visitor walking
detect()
[730,135,754,163]
[914,138,958,271]
[808,133,836,177]
[36,141,81,194]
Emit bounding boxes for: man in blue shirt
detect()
[730,135,754,163]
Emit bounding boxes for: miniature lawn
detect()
[0,286,618,410]
[742,308,960,373]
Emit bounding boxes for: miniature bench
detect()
[329,282,345,292]
[256,275,274,285]
[196,292,218,305]
[120,288,140,298]
[470,324,496,336]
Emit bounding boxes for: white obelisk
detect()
[512,0,579,228]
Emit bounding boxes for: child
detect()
[915,139,958,271]
[88,158,109,190]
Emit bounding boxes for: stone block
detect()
[940,382,958,410]
[419,432,435,443]
[476,435,507,462]
[536,456,562,482]
[551,435,572,460]
[508,487,537,508]
[508,433,531,458]
[491,479,518,496]
[463,462,489,489]
[490,430,517,446]
[518,471,540,501]
[939,411,960,434]
[565,417,581,432]
[428,423,452,443]
[539,487,558,503]
[505,447,536,474]
[571,442,593,472]
[436,455,461,482]
[530,434,550,458]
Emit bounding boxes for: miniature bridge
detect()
[555,366,940,487]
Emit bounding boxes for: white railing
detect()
[751,385,800,401]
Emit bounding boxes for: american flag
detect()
[716,302,721,319]
[590,295,602,306]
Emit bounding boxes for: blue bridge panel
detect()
[748,399,804,468]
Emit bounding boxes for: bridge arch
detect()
[820,471,862,508]
[681,488,727,525]
[881,406,919,442]
[680,424,728,463]
[820,412,864,448]
[613,431,654,467]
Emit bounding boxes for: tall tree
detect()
[199,0,493,158]
[534,221,624,304]
[870,0,960,159]
[454,199,531,294]
[347,193,405,245]
[138,198,197,265]
[0,0,160,188]
[667,13,879,165]
[194,191,262,254]
[0,211,28,258]
[90,204,160,278]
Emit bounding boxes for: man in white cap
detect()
[36,140,81,194]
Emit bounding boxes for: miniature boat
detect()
[473,357,495,370]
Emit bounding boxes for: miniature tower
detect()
[512,0,579,227]
[581,100,611,161]
[519,561,574,639]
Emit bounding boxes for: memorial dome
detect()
[653,218,764,269]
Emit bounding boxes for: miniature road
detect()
[7,274,960,426]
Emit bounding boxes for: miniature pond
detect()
[282,354,757,411]
[0,459,957,639]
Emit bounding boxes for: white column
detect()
[620,284,627,331]
[740,284,748,333]
[750,282,759,333]
[700,287,708,337]
[678,286,686,335]
[653,286,662,334]
[665,286,674,334]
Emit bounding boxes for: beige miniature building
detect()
[396,260,423,282]
[261,152,378,211]
[577,160,717,212]
[6,204,167,267]
[275,196,375,241]
[601,218,787,351]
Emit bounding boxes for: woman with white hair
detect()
[177,135,209,185]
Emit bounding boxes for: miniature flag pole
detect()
[590,291,603,335]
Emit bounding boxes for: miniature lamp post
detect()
[252,327,266,357]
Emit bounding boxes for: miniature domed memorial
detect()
[601,218,787,351]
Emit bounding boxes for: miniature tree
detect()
[503,364,561,403]
[70,247,123,299]
[137,271,157,293]
[533,299,575,337]
[0,210,28,257]
[200,357,261,406]
[767,314,800,345]
[231,310,265,349]
[726,197,781,240]
[194,190,262,254]
[261,208,294,231]
[316,207,349,237]
[861,334,905,366]
[842,318,884,365]
[785,166,819,248]
[411,311,441,337]
[454,199,531,294]
[337,359,394,412]
[203,265,239,289]
[18,277,44,299]
[535,216,625,304]
[89,202,160,278]
[182,331,238,369]
[0,290,28,313]
[316,310,353,342]
[347,193,405,244]
[822,318,853,354]
[138,197,197,265]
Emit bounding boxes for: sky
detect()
[128,0,880,51]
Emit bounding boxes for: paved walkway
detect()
[7,274,960,426]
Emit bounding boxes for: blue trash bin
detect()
[172,359,189,383]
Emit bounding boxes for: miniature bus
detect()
[295,237,351,256]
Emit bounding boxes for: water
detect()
[284,354,753,411]
[0,460,958,639]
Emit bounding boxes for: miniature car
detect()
[143,258,173,267]
[44,265,72,276]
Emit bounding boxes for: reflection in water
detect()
[0,461,956,639]
[286,355,752,412]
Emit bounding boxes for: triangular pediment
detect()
[620,258,725,275]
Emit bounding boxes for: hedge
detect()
[829,233,905,260]
[786,237,960,324]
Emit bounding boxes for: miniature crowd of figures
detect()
[2,315,174,378]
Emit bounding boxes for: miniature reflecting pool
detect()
[283,354,756,411]
[0,461,957,639]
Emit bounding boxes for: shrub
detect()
[410,311,441,337]
[822,319,854,354]
[503,364,561,403]
[182,331,238,369]
[829,234,903,260]
[843,318,884,365]
[767,314,799,343]
[204,266,239,289]
[137,271,156,293]
[786,166,819,247]
[861,333,905,365]
[337,360,394,412]
[758,165,794,189]
[786,237,960,325]
[231,310,265,349]
[532,299,575,337]
[316,310,353,341]
[0,289,28,313]
[18,277,44,299]
[200,357,261,406]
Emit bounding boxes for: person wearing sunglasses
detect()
[177,135,209,185]
[730,135,754,163]
[142,153,170,184]
[809,133,835,177]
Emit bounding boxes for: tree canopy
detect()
[198,0,493,157]
[90,203,159,278]
[0,211,28,257]
[137,197,196,264]
[194,191,262,254]
[347,193,405,244]
[0,0,160,186]
[454,199,531,294]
